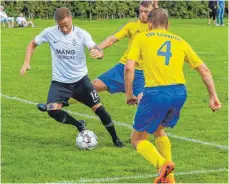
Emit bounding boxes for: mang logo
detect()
[56,49,75,55]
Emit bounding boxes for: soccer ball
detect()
[76,130,98,150]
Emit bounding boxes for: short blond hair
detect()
[148,8,169,28]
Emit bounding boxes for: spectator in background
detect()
[208,0,217,25]
[16,13,36,28]
[216,0,225,26]
[0,5,15,28]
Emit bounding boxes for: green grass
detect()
[1,18,228,183]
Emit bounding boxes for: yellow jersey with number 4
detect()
[114,19,149,70]
[128,29,203,87]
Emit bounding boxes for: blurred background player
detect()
[0,5,14,28]
[20,7,123,147]
[208,0,217,25]
[16,13,36,28]
[125,8,221,183]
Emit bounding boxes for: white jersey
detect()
[35,25,96,83]
[16,17,26,25]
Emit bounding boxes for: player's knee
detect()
[92,79,107,92]
[47,110,66,123]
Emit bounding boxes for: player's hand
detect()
[209,96,221,112]
[20,63,31,75]
[126,95,138,105]
[90,46,103,59]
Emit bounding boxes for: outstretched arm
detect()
[20,39,37,75]
[98,35,119,50]
[98,22,130,50]
[195,63,221,111]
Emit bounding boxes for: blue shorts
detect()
[98,63,144,97]
[133,84,187,134]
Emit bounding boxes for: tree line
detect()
[2,0,228,20]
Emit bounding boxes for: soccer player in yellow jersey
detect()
[125,8,221,183]
[93,0,158,104]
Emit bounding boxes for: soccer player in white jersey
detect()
[20,7,123,147]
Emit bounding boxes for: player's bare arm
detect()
[98,35,118,50]
[195,63,221,111]
[20,39,37,75]
[124,59,137,105]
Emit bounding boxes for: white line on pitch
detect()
[54,168,228,183]
[1,94,228,150]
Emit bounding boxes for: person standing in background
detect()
[208,0,217,25]
[216,0,225,26]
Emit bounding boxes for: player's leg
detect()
[92,78,107,92]
[154,126,171,162]
[131,129,165,169]
[92,103,123,147]
[93,63,126,94]
[159,84,187,183]
[72,76,123,147]
[46,81,86,132]
[154,125,175,183]
[131,129,174,183]
[133,86,177,183]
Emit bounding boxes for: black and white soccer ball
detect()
[76,130,98,150]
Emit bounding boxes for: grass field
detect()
[1,18,228,183]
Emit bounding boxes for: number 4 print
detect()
[157,41,172,65]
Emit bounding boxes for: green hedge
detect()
[2,0,228,20]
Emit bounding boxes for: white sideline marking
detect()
[55,168,228,183]
[1,94,228,150]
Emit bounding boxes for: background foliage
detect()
[1,0,228,20]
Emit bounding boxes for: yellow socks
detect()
[155,136,175,180]
[136,140,165,169]
[155,135,172,161]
